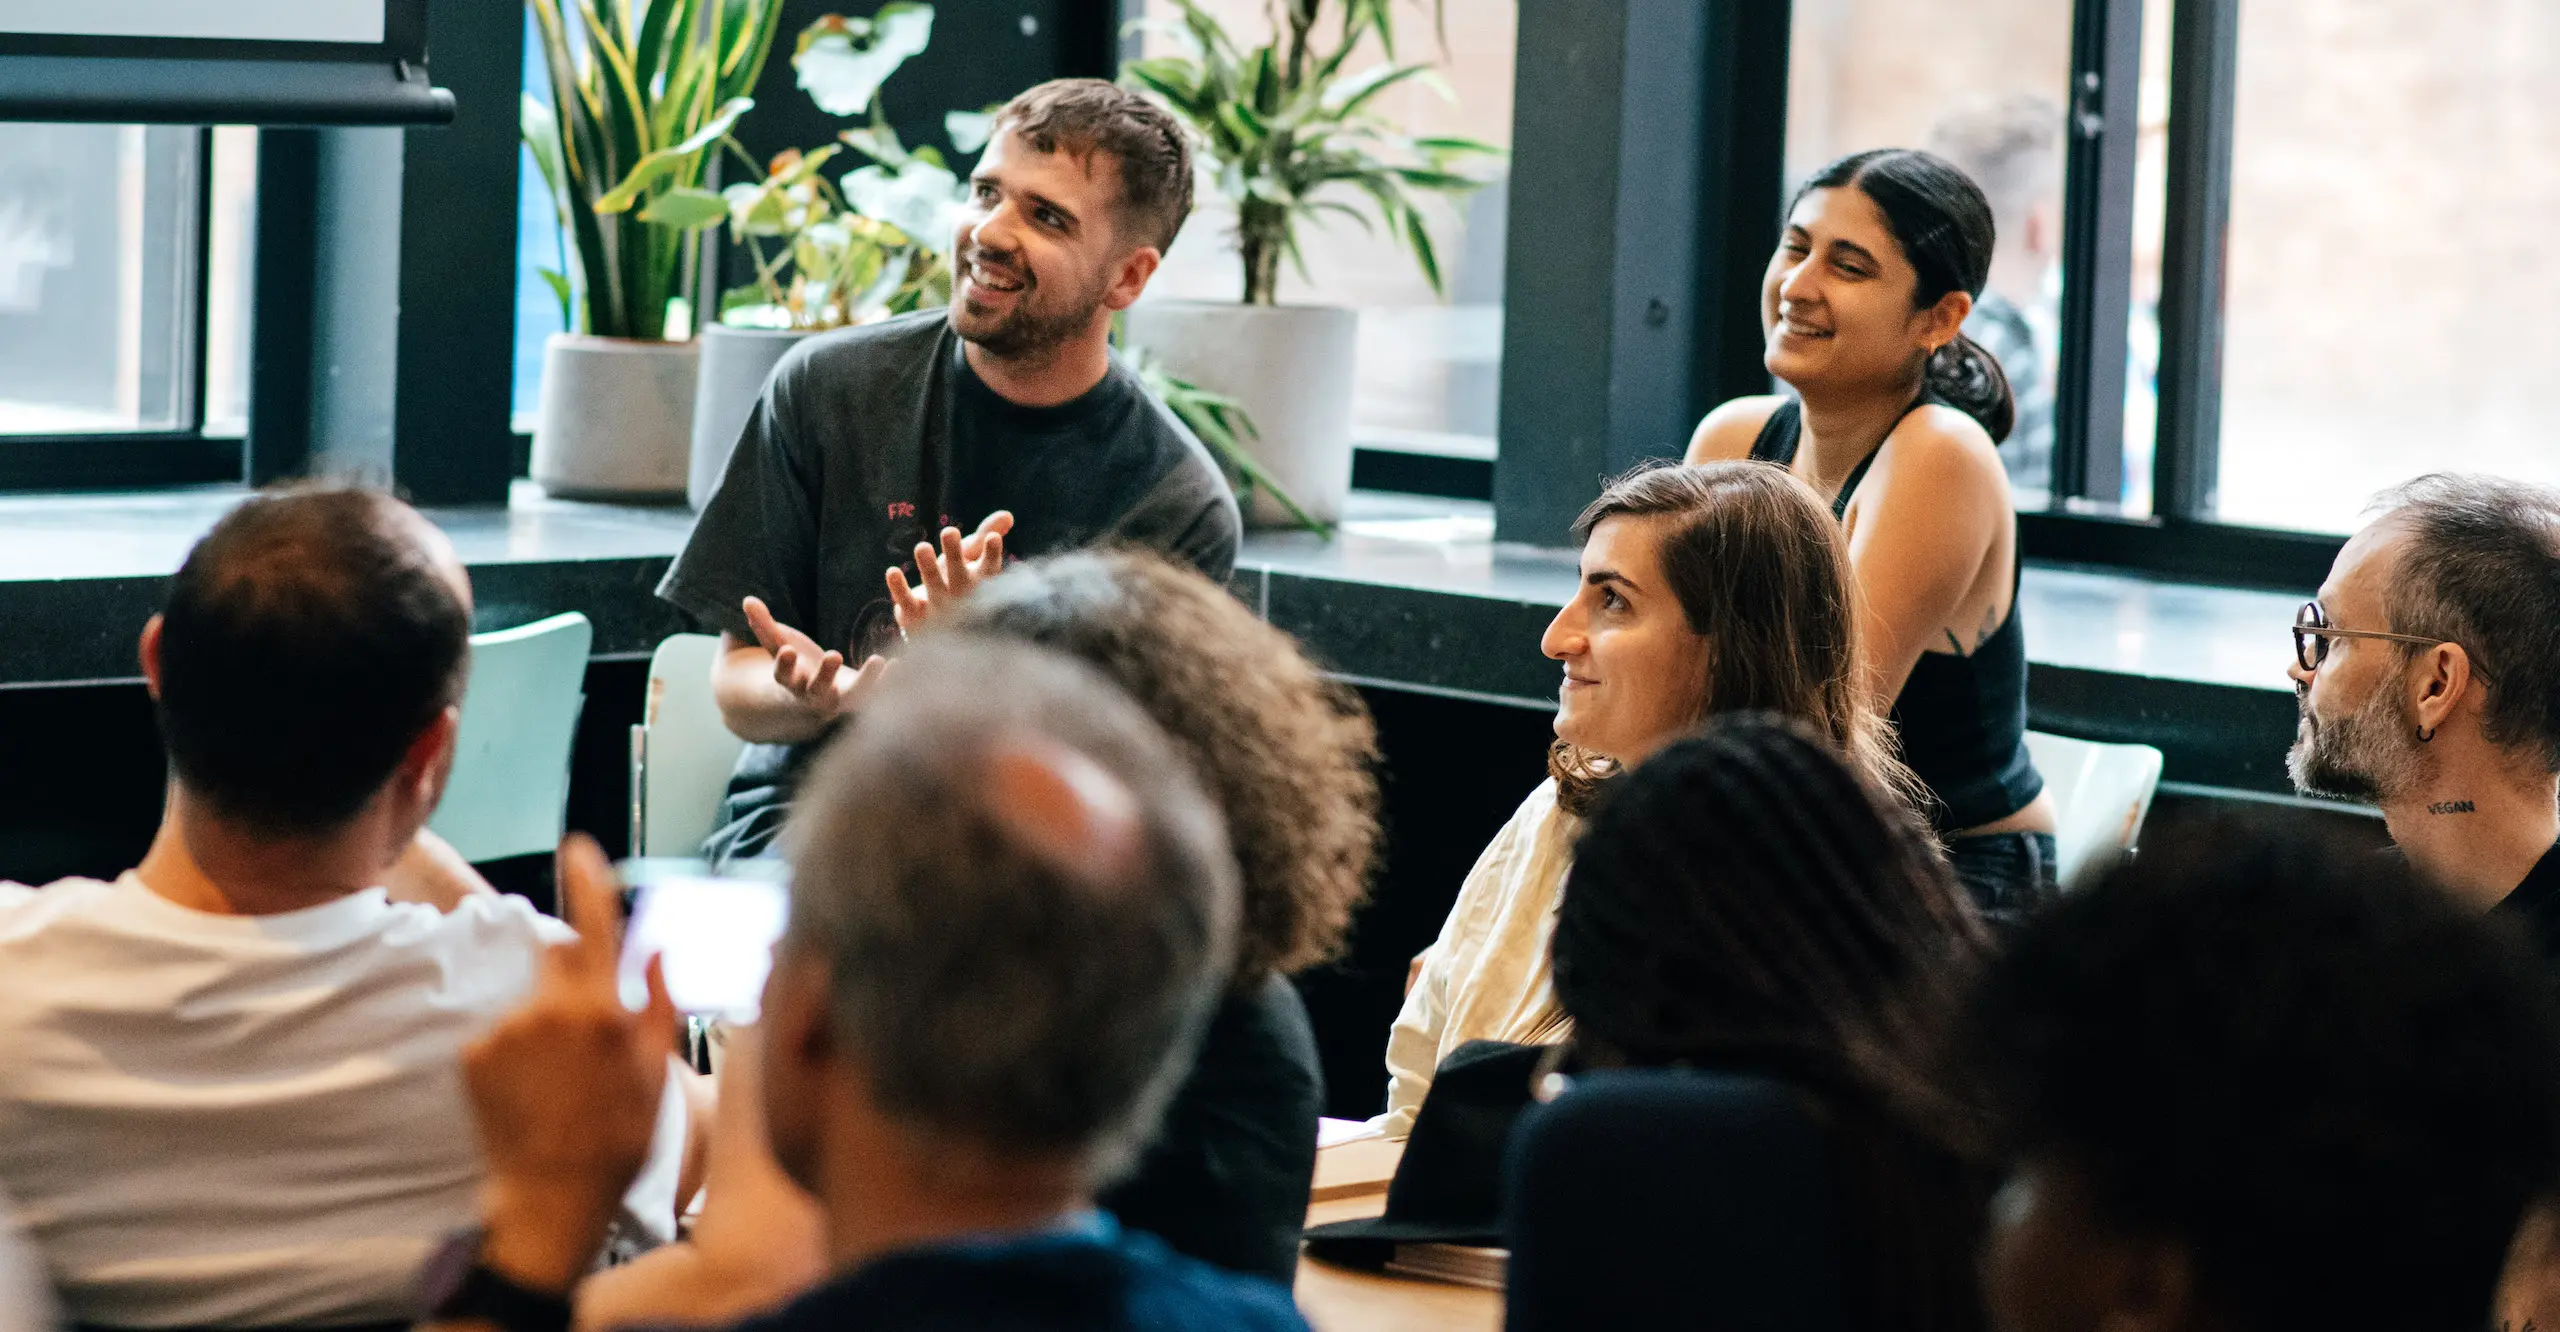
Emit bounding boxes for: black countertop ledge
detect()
[0,485,2314,790]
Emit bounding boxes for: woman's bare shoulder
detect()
[1864,403,2014,514]
[1685,394,1790,463]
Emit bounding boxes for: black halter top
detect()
[1748,396,2042,833]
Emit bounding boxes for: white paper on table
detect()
[1318,1116,1386,1148]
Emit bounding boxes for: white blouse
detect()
[1372,778,1580,1137]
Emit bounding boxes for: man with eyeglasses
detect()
[2287,473,2560,964]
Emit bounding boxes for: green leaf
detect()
[794,2,934,117]
[594,96,755,212]
[1214,101,1269,152]
[519,92,569,206]
[1391,166,1484,192]
[1122,62,1216,126]
[537,267,574,329]
[774,143,842,184]
[1403,205,1445,298]
[639,185,731,230]
[1412,135,1506,156]
[1325,61,1434,119]
[724,180,792,235]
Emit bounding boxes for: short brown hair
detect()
[1552,461,1913,817]
[2372,473,2560,771]
[995,77,1193,254]
[941,550,1381,984]
[158,484,470,835]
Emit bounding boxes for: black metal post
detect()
[2050,0,2142,507]
[247,129,320,486]
[1493,0,1789,546]
[2154,0,2239,522]
[387,0,524,503]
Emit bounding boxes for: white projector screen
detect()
[0,0,383,45]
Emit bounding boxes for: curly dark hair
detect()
[938,549,1380,985]
[1961,817,2560,1332]
[1555,714,1992,1332]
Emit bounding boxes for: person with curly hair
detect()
[1962,820,2560,1332]
[1545,714,1992,1332]
[573,553,1379,1327]
[1375,460,1911,1136]
[943,550,1381,1281]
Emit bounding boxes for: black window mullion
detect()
[2051,0,2144,507]
[2153,0,2240,523]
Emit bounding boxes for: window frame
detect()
[0,125,244,493]
[2030,0,2351,589]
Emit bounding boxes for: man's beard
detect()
[2288,681,2423,802]
[948,251,1104,361]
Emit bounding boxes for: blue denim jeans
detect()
[1948,830,2060,929]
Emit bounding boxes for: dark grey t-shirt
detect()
[657,310,1240,859]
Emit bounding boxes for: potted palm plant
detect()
[1121,0,1499,526]
[521,0,783,500]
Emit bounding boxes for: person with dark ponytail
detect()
[1688,147,2054,920]
[1549,713,1993,1332]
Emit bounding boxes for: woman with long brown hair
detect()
[1375,460,1910,1134]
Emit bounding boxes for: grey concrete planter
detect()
[1123,300,1358,527]
[688,324,816,511]
[530,333,699,502]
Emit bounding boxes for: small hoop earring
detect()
[2417,725,2436,743]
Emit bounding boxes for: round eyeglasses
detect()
[2291,600,2467,674]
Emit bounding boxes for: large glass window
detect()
[513,8,565,426]
[0,124,210,437]
[1782,0,2169,516]
[2209,0,2560,532]
[1133,0,1516,463]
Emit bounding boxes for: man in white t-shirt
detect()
[0,485,685,1329]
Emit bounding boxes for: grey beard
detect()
[2288,684,2421,803]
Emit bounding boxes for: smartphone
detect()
[616,872,790,1023]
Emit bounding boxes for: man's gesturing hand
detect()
[887,509,1013,637]
[743,595,886,721]
[462,834,676,1296]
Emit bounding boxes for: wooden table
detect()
[1294,1137,1502,1332]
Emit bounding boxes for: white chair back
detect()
[427,612,592,862]
[2025,730,2166,893]
[631,633,747,858]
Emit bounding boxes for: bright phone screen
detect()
[617,875,789,1023]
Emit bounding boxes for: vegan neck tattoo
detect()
[2428,800,2478,815]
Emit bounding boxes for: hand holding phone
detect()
[616,873,790,1024]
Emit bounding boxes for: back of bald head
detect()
[783,635,1239,1182]
[157,483,472,836]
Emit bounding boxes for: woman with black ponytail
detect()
[1688,147,2054,920]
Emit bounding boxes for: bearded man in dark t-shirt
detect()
[659,79,1240,861]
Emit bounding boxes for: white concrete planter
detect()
[1122,300,1357,528]
[688,325,814,511]
[530,333,700,502]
